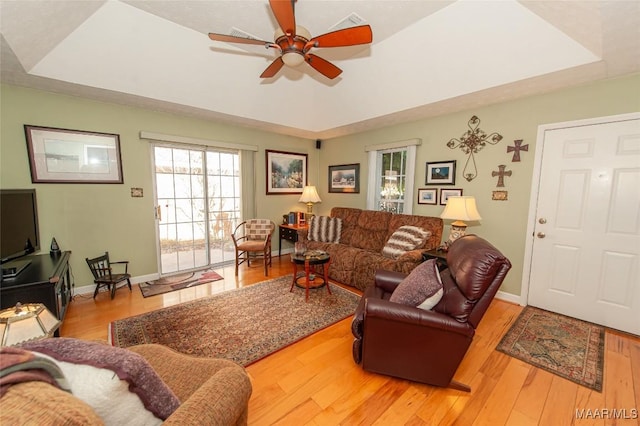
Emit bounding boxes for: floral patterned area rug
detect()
[496,306,605,391]
[138,269,224,298]
[111,275,360,366]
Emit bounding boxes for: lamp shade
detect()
[0,302,61,346]
[299,186,322,204]
[440,196,482,223]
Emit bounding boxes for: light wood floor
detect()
[62,256,640,426]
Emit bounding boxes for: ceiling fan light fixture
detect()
[209,0,372,80]
[282,51,305,67]
[274,25,311,68]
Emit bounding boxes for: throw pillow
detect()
[381,226,431,259]
[307,216,342,243]
[389,259,444,310]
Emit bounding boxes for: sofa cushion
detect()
[350,210,392,251]
[330,207,362,246]
[308,216,342,243]
[381,226,431,259]
[389,259,443,310]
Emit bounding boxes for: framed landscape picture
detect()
[440,188,463,205]
[266,150,307,194]
[426,160,456,185]
[417,188,437,205]
[328,163,360,193]
[24,125,123,184]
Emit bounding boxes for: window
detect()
[366,140,419,214]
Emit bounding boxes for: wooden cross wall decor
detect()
[447,115,503,182]
[492,165,512,187]
[507,139,528,162]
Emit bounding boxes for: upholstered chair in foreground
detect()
[1,342,252,425]
[351,235,511,391]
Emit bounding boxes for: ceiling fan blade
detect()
[260,57,285,78]
[209,32,275,48]
[305,53,342,79]
[269,0,296,36]
[307,25,373,49]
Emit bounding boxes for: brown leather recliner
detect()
[351,235,511,391]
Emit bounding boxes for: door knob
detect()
[538,218,547,224]
[537,232,546,238]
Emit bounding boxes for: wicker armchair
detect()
[1,344,252,425]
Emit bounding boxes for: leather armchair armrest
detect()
[374,269,406,294]
[361,297,475,387]
[364,297,474,338]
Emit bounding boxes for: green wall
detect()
[1,84,315,289]
[316,73,640,296]
[2,73,639,296]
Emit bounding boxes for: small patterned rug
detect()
[110,275,361,366]
[496,306,605,391]
[138,269,223,298]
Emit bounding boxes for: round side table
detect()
[290,251,332,302]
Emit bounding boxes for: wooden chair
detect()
[85,252,132,299]
[231,219,275,276]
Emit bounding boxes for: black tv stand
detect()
[0,252,72,336]
[1,258,32,278]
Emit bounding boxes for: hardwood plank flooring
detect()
[61,256,640,425]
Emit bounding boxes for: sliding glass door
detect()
[153,145,240,275]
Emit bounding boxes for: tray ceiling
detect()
[1,0,638,139]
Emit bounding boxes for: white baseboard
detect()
[279,247,294,256]
[73,273,157,296]
[495,290,524,305]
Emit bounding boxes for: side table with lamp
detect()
[439,196,482,251]
[278,185,321,256]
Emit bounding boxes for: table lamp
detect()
[299,185,321,215]
[0,302,61,346]
[440,196,482,250]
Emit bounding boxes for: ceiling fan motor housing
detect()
[275,26,311,67]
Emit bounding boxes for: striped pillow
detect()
[381,226,431,259]
[308,216,342,243]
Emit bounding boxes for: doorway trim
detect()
[520,111,640,306]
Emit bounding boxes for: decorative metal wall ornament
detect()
[492,164,512,187]
[492,191,508,201]
[447,116,503,181]
[507,139,528,162]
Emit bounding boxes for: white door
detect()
[527,114,640,335]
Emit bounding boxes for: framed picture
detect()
[266,149,307,194]
[426,160,456,185]
[328,163,360,193]
[24,125,123,183]
[440,188,463,205]
[417,188,437,205]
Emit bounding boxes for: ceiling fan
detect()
[208,0,373,79]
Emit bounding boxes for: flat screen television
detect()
[1,189,40,264]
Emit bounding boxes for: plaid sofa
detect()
[298,207,443,292]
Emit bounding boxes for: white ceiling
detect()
[1,0,639,140]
